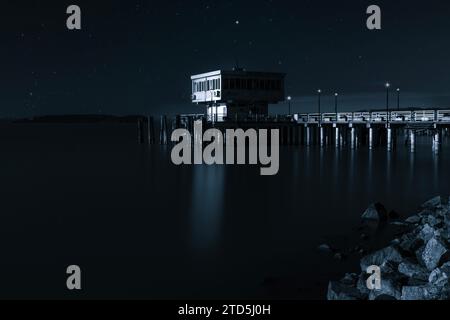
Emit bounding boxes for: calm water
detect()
[0,123,449,299]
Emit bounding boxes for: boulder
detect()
[327,196,450,300]
[429,262,450,286]
[356,273,370,297]
[421,196,442,209]
[341,273,358,286]
[399,233,423,254]
[418,224,437,242]
[401,285,441,300]
[361,203,388,221]
[429,268,449,287]
[327,280,366,300]
[318,244,333,253]
[334,253,347,261]
[360,246,403,271]
[398,261,429,281]
[405,215,421,224]
[422,215,442,228]
[417,237,448,271]
[368,272,404,300]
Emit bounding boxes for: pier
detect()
[148,109,450,153]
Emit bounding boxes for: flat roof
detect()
[191,70,286,80]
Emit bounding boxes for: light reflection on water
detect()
[190,165,224,251]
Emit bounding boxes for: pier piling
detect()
[410,130,416,153]
[160,115,168,145]
[147,116,155,144]
[369,127,374,150]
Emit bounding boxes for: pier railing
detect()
[296,110,450,124]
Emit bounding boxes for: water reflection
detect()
[190,165,225,251]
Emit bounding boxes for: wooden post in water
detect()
[147,116,155,144]
[160,115,168,145]
[137,118,145,144]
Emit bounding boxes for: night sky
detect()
[3,0,450,117]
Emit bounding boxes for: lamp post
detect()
[385,82,390,125]
[334,93,338,121]
[287,96,292,115]
[396,88,400,111]
[317,89,322,124]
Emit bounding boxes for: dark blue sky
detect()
[3,0,450,117]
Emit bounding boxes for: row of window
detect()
[193,78,283,93]
[193,79,221,93]
[223,78,282,91]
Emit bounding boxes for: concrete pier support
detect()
[410,130,416,153]
[369,127,374,150]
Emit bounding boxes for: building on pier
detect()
[191,69,286,122]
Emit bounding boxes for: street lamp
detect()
[317,89,322,123]
[396,88,400,111]
[334,93,338,121]
[385,83,390,124]
[287,96,292,115]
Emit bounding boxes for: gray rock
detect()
[390,221,409,227]
[368,272,403,300]
[436,207,449,218]
[401,285,441,300]
[422,215,442,228]
[360,246,403,272]
[405,215,421,224]
[407,278,428,286]
[327,281,365,300]
[441,228,450,241]
[399,233,423,253]
[356,273,370,297]
[444,214,450,228]
[429,262,450,286]
[327,196,450,300]
[417,237,448,271]
[341,273,358,286]
[361,203,388,221]
[398,261,429,281]
[418,224,437,242]
[334,253,346,260]
[318,244,332,253]
[429,269,449,287]
[421,196,442,209]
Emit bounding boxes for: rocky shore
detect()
[327,196,450,300]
